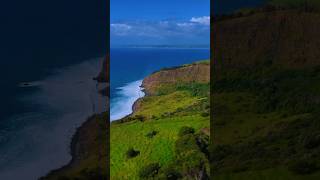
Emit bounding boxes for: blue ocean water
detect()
[110,47,210,121]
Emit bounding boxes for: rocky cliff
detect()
[214,10,320,71]
[142,61,210,95]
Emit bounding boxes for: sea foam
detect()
[110,80,145,121]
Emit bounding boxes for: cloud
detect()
[110,17,210,45]
[110,23,132,36]
[177,22,194,27]
[190,16,210,25]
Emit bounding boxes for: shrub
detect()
[146,130,158,138]
[139,163,161,178]
[126,147,140,159]
[288,158,318,175]
[211,145,233,162]
[163,167,182,180]
[178,126,195,137]
[196,132,210,157]
[201,112,209,117]
[134,115,145,122]
[303,132,320,149]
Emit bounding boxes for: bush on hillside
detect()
[288,158,318,174]
[162,167,182,180]
[302,132,320,149]
[126,147,140,159]
[139,163,161,178]
[146,130,158,138]
[178,126,195,137]
[134,115,145,122]
[201,112,209,117]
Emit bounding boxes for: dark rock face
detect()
[94,57,109,83]
[214,10,320,71]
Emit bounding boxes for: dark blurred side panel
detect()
[0,0,109,179]
[212,0,320,179]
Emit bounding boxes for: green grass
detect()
[111,115,208,179]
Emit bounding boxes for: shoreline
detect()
[111,80,147,124]
[110,80,145,122]
[41,59,108,179]
[41,114,98,179]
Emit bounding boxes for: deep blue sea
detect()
[110,48,210,121]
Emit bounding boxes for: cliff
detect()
[214,10,320,71]
[94,57,109,83]
[143,61,210,95]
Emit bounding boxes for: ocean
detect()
[110,47,210,121]
[0,57,107,179]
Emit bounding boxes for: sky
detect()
[110,0,210,46]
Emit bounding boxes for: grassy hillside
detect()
[212,7,320,180]
[111,61,210,179]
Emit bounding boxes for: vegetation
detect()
[211,56,320,179]
[110,62,210,179]
[139,163,161,178]
[126,148,140,159]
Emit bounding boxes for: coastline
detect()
[110,80,145,122]
[41,59,108,180]
[110,60,210,178]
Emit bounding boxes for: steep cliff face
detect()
[214,10,320,71]
[143,62,210,95]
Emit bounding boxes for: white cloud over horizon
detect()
[110,16,210,45]
[190,16,210,25]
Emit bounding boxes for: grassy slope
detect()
[110,61,210,179]
[212,7,320,180]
